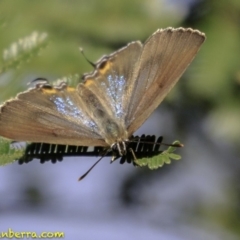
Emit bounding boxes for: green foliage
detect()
[0,31,48,102]
[0,31,48,75]
[134,141,182,170]
[0,137,25,166]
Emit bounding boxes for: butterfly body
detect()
[77,81,129,150]
[0,28,205,156]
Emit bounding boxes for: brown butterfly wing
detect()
[82,41,143,126]
[0,85,107,146]
[126,28,205,135]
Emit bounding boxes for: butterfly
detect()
[0,27,205,157]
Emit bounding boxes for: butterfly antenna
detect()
[79,47,95,68]
[78,150,109,181]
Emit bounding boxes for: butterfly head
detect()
[110,139,129,157]
[101,119,130,156]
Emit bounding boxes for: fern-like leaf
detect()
[0,137,26,166]
[0,31,48,74]
[134,141,182,170]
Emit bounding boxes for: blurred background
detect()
[0,0,240,239]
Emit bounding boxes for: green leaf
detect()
[134,140,182,170]
[0,137,26,166]
[168,153,181,160]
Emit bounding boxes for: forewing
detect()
[126,28,205,135]
[0,85,107,146]
[82,41,142,125]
